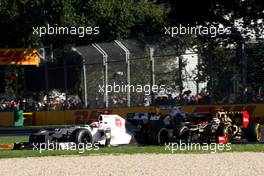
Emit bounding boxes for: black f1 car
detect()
[175,111,261,143]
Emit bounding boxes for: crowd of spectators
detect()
[1,90,264,112]
[0,97,82,112]
[154,90,264,106]
[154,92,211,106]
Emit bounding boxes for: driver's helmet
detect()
[90,121,99,128]
[211,118,220,124]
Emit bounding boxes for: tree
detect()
[247,41,264,93]
[166,0,264,102]
[0,0,167,47]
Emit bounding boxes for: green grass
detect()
[0,136,264,158]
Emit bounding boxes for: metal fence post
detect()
[114,40,131,107]
[196,54,201,94]
[92,43,109,108]
[83,61,88,108]
[178,56,183,94]
[63,58,68,101]
[241,39,247,103]
[43,51,50,110]
[150,48,155,105]
[71,47,88,108]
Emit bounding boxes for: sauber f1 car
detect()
[14,114,135,150]
[14,112,178,150]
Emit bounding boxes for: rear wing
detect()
[216,111,250,128]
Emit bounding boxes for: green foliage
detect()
[169,0,263,33]
[0,0,263,100]
[247,41,264,92]
[0,0,167,47]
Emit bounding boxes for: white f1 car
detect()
[14,114,135,150]
[14,109,187,150]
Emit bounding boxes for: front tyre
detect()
[177,125,189,139]
[75,129,94,146]
[216,124,233,143]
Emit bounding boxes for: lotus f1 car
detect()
[176,111,262,143]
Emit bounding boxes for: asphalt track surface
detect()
[0,126,264,143]
[0,126,71,136]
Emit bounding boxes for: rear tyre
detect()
[75,129,94,147]
[246,121,261,142]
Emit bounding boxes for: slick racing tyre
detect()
[75,129,94,146]
[157,128,170,145]
[246,121,261,142]
[216,124,233,142]
[176,125,189,141]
